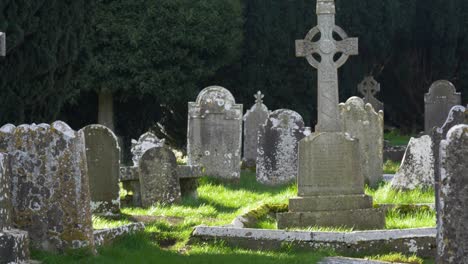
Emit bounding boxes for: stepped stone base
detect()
[0,229,30,263]
[288,195,373,212]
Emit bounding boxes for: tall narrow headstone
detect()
[256,109,309,185]
[131,132,165,166]
[437,125,468,263]
[0,122,94,251]
[339,97,384,187]
[358,76,384,113]
[243,91,269,167]
[0,32,5,57]
[278,0,384,230]
[187,86,243,180]
[139,146,181,207]
[81,125,121,214]
[424,80,461,134]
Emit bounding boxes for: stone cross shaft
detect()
[296,0,358,132]
[0,32,5,57]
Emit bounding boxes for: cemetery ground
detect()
[32,171,435,264]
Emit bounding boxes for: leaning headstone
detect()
[81,125,121,214]
[424,80,461,134]
[187,86,243,180]
[139,146,181,207]
[339,97,384,187]
[391,135,434,190]
[0,153,30,263]
[243,91,269,167]
[278,0,384,230]
[0,121,94,251]
[437,125,468,263]
[256,109,309,185]
[358,76,384,113]
[131,132,165,166]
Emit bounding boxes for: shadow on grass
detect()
[32,233,331,264]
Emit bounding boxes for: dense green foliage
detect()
[1,0,468,147]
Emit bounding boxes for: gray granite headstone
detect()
[243,91,269,167]
[278,0,384,230]
[81,125,121,214]
[339,97,384,187]
[0,121,94,251]
[437,125,468,263]
[391,135,434,190]
[358,76,384,113]
[0,153,12,230]
[0,32,5,57]
[131,132,165,166]
[187,86,243,180]
[424,80,461,134]
[432,106,467,206]
[256,109,309,185]
[138,146,181,207]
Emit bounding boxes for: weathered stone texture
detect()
[0,121,94,252]
[131,132,165,166]
[94,222,145,247]
[81,125,120,214]
[243,91,269,167]
[139,146,181,207]
[358,76,384,113]
[187,86,242,180]
[339,97,384,187]
[391,136,434,190]
[424,80,461,134]
[256,109,308,185]
[0,153,12,230]
[437,125,468,263]
[0,228,30,263]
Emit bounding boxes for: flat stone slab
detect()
[94,222,145,247]
[191,226,436,258]
[0,228,30,263]
[318,257,392,264]
[382,174,394,182]
[289,195,373,212]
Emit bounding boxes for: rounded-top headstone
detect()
[256,109,308,185]
[81,124,121,214]
[195,86,237,117]
[131,132,165,166]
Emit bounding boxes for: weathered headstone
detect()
[437,125,468,263]
[81,125,121,214]
[243,91,269,167]
[358,76,384,113]
[131,132,165,166]
[139,146,181,207]
[256,109,309,185]
[0,32,5,57]
[278,0,384,230]
[0,121,94,251]
[391,135,434,190]
[424,80,461,134]
[187,86,243,180]
[339,97,384,187]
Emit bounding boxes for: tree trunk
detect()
[98,89,114,131]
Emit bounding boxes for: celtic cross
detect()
[358,76,380,98]
[0,32,5,57]
[296,0,358,132]
[254,91,264,105]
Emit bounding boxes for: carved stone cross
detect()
[296,0,358,132]
[0,32,5,57]
[254,91,264,105]
[358,76,384,112]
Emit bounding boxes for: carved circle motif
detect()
[303,26,350,68]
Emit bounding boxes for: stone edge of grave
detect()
[318,256,394,264]
[93,222,145,247]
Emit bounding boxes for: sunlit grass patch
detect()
[367,252,425,264]
[366,182,434,204]
[383,160,400,174]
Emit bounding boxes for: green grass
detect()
[366,253,426,264]
[384,130,413,146]
[33,171,436,263]
[385,207,435,229]
[366,183,435,204]
[383,160,400,174]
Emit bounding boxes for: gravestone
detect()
[139,146,181,207]
[437,125,468,263]
[0,32,5,57]
[81,125,121,214]
[424,80,461,134]
[256,109,309,185]
[358,76,384,113]
[243,91,269,167]
[0,121,94,251]
[187,86,243,180]
[339,97,384,187]
[278,0,384,230]
[391,136,434,190]
[131,132,165,166]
